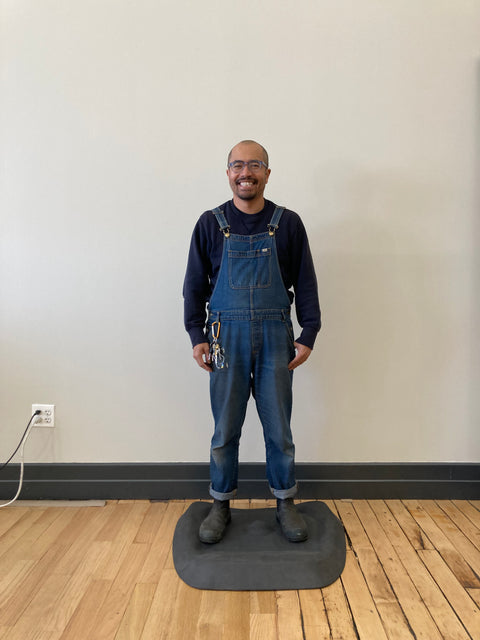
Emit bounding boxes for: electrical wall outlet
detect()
[32,404,55,427]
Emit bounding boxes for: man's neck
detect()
[232,195,265,214]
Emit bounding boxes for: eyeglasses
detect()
[228,160,268,173]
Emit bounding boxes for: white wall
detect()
[1,0,479,464]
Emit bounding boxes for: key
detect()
[214,348,225,369]
[210,341,225,369]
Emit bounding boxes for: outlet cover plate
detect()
[32,404,55,427]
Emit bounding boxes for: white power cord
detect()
[0,411,41,508]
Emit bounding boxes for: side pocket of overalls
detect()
[284,317,296,362]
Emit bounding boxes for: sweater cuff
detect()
[188,327,208,348]
[295,327,319,351]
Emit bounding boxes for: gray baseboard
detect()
[0,463,479,500]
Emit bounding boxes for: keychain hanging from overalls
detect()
[210,321,227,369]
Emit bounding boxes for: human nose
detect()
[239,162,252,175]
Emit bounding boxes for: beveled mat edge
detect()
[173,501,346,591]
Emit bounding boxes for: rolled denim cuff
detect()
[270,483,298,499]
[209,483,238,501]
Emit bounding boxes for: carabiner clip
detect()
[211,321,221,341]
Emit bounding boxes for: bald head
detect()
[226,140,271,213]
[227,140,269,168]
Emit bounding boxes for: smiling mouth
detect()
[237,180,256,187]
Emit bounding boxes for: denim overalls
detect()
[207,206,298,500]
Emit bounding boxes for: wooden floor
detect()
[0,499,479,639]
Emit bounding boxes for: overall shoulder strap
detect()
[267,206,285,236]
[211,208,230,237]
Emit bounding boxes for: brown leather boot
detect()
[199,499,231,544]
[276,498,308,542]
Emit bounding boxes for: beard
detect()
[236,191,257,200]
[234,179,258,200]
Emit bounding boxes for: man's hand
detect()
[288,342,312,370]
[193,342,212,371]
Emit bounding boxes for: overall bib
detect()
[207,206,298,500]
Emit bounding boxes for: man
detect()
[183,140,321,544]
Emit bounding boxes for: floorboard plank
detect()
[222,591,250,640]
[1,499,478,640]
[0,508,68,570]
[337,501,416,639]
[89,542,151,639]
[454,500,480,529]
[370,500,471,639]
[195,589,225,640]
[139,568,180,640]
[418,549,480,639]
[438,501,480,552]
[466,588,480,608]
[355,548,414,640]
[335,500,371,550]
[340,549,388,640]
[58,579,112,640]
[422,500,480,580]
[0,509,50,562]
[322,579,358,640]
[298,588,330,634]
[0,543,68,627]
[276,590,304,640]
[46,541,110,634]
[115,582,157,640]
[52,504,115,577]
[95,503,134,542]
[7,571,72,640]
[249,613,277,640]
[0,507,30,538]
[0,558,35,608]
[231,499,250,509]
[138,502,185,584]
[353,501,444,640]
[385,500,434,550]
[250,590,276,614]
[304,625,331,640]
[250,499,269,509]
[134,502,168,544]
[404,499,480,588]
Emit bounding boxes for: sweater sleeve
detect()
[289,217,321,350]
[183,216,212,347]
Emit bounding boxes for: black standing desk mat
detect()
[173,501,346,591]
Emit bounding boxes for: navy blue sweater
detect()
[183,199,321,349]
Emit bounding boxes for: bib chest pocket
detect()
[228,247,272,289]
